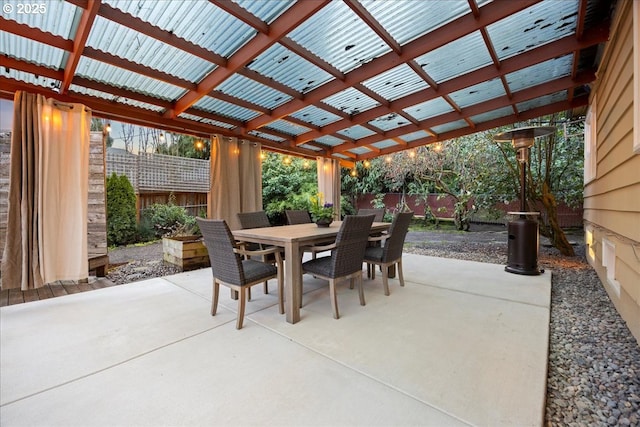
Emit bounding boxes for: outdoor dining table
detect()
[232,221,390,324]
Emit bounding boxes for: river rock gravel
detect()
[107,228,640,426]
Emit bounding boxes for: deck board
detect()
[0,278,118,307]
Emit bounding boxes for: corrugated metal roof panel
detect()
[360,0,470,45]
[265,119,312,136]
[299,144,323,151]
[348,146,373,155]
[414,30,493,84]
[248,130,286,142]
[487,1,579,61]
[288,1,390,73]
[516,91,567,112]
[76,56,185,101]
[0,32,66,70]
[470,106,514,124]
[70,84,165,112]
[194,96,260,122]
[399,130,431,142]
[247,43,334,94]
[87,16,215,84]
[1,68,59,90]
[368,113,412,132]
[362,64,430,101]
[178,113,236,129]
[331,153,350,160]
[104,0,255,57]
[2,0,80,38]
[431,120,468,134]
[315,135,345,147]
[322,87,379,115]
[234,0,296,24]
[216,74,293,109]
[290,105,342,127]
[403,97,454,121]
[337,125,376,140]
[506,55,573,93]
[449,78,506,109]
[370,139,400,149]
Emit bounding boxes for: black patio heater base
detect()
[505,214,543,275]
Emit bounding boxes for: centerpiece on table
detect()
[309,193,335,227]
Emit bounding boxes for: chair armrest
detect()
[303,242,337,252]
[234,246,282,258]
[368,233,390,243]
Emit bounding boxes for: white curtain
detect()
[210,135,262,230]
[1,92,90,289]
[316,157,341,218]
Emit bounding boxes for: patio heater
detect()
[494,126,555,275]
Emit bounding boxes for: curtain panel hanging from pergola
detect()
[1,91,90,290]
[316,157,341,219]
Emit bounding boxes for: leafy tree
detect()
[261,153,317,224]
[90,118,113,147]
[155,132,210,159]
[106,173,138,246]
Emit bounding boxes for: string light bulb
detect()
[194,140,204,150]
[363,160,371,168]
[105,123,111,133]
[433,142,442,152]
[303,159,310,168]
[159,132,165,142]
[385,155,392,163]
[408,149,416,158]
[283,156,292,165]
[260,151,267,160]
[350,168,357,177]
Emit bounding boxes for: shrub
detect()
[141,201,200,238]
[106,173,138,246]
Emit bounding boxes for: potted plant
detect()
[162,221,210,271]
[309,193,335,227]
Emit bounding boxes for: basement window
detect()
[602,238,621,297]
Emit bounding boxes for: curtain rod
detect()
[52,100,91,113]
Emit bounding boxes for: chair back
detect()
[196,218,245,285]
[357,208,385,222]
[237,211,270,229]
[285,209,312,225]
[381,212,413,262]
[331,214,375,277]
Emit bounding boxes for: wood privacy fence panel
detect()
[0,132,107,264]
[106,151,138,189]
[138,192,208,217]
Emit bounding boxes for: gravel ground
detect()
[107,227,640,426]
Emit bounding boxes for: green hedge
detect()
[106,173,138,246]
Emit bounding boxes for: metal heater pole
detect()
[519,151,527,213]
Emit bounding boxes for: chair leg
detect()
[263,281,269,294]
[211,280,220,316]
[230,289,238,300]
[371,264,376,280]
[382,265,390,296]
[329,279,339,319]
[278,271,284,315]
[357,273,366,306]
[398,260,405,287]
[349,277,354,289]
[237,287,246,329]
[247,287,252,301]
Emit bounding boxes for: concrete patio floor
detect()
[1,254,551,426]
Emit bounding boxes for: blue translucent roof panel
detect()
[70,84,165,112]
[2,68,59,90]
[506,55,573,93]
[487,1,579,61]
[331,153,350,160]
[362,64,430,101]
[431,120,468,135]
[179,113,236,130]
[370,139,400,149]
[403,97,454,121]
[2,0,80,38]
[87,16,215,84]
[348,146,373,155]
[315,135,346,147]
[470,106,514,124]
[234,0,295,24]
[216,74,293,109]
[265,119,312,137]
[399,130,431,142]
[337,125,377,140]
[449,78,506,109]
[194,96,260,122]
[289,105,342,127]
[247,43,334,94]
[360,0,470,45]
[322,87,379,116]
[299,144,323,151]
[76,57,185,101]
[516,91,567,112]
[368,114,412,132]
[248,130,285,142]
[288,1,390,73]
[0,32,66,70]
[414,31,493,84]
[104,0,255,57]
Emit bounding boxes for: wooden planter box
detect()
[162,236,210,271]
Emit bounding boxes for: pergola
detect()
[0,0,611,164]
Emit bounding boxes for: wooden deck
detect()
[0,278,118,307]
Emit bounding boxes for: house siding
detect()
[584,0,640,343]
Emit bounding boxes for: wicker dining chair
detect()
[301,214,375,319]
[357,208,385,222]
[197,218,283,329]
[364,211,413,296]
[236,210,278,294]
[285,209,312,225]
